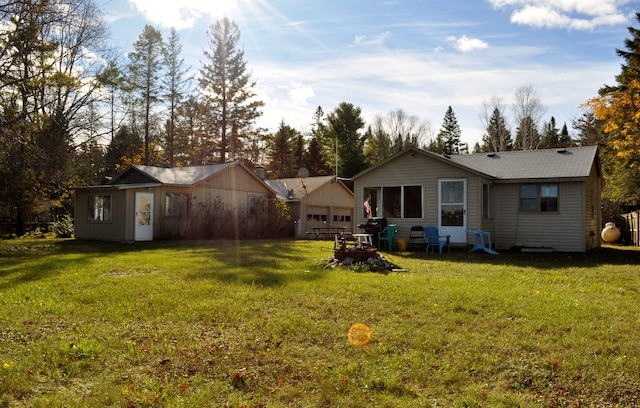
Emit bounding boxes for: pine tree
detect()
[514,116,539,150]
[325,102,367,178]
[541,117,559,149]
[481,107,512,152]
[267,120,298,179]
[437,106,462,155]
[162,28,191,167]
[558,123,572,147]
[572,110,604,147]
[127,25,164,165]
[199,18,264,163]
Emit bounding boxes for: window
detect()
[520,184,558,212]
[248,196,258,216]
[383,187,401,218]
[482,184,494,220]
[364,185,423,219]
[540,184,558,212]
[333,215,352,222]
[88,195,111,222]
[403,186,422,218]
[165,193,189,218]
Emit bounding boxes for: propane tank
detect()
[601,222,621,243]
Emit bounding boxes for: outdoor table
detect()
[311,226,347,240]
[351,233,373,247]
[466,229,498,255]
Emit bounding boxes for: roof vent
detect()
[556,148,567,154]
[487,152,496,157]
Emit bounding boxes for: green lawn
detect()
[1,238,639,407]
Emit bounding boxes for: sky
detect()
[100,0,637,148]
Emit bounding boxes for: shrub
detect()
[51,214,74,238]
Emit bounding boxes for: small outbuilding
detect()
[74,162,276,241]
[265,176,355,238]
[352,146,602,252]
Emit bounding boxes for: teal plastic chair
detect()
[424,226,450,254]
[378,225,399,251]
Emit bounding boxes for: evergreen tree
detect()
[162,27,191,167]
[572,110,604,147]
[325,102,368,178]
[305,136,329,176]
[541,117,559,148]
[267,120,298,178]
[587,12,640,204]
[104,126,144,176]
[481,107,512,152]
[514,116,539,150]
[558,122,572,147]
[199,18,264,163]
[364,123,394,166]
[437,106,462,155]
[512,85,545,150]
[127,25,164,165]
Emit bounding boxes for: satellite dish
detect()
[297,167,309,178]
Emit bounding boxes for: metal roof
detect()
[123,163,236,185]
[265,175,338,201]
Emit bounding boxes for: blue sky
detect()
[101,0,636,148]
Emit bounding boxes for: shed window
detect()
[165,193,189,218]
[249,196,258,216]
[88,195,111,222]
[520,184,558,212]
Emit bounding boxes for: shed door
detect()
[438,179,466,242]
[135,192,154,241]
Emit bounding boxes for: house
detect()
[351,146,602,252]
[74,162,277,241]
[265,175,355,238]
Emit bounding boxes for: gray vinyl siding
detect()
[494,181,585,252]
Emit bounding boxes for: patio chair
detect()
[424,226,450,254]
[377,225,399,251]
[408,226,426,250]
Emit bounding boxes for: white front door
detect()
[135,192,154,241]
[438,179,467,243]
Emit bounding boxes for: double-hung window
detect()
[520,184,558,212]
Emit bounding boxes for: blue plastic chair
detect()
[424,226,450,254]
[377,225,398,251]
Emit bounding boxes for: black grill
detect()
[358,217,388,246]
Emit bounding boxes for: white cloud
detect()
[447,35,489,52]
[249,45,617,147]
[289,85,314,106]
[487,0,629,30]
[352,31,391,47]
[128,0,237,29]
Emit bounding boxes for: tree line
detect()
[0,1,638,235]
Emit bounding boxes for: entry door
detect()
[135,192,154,241]
[438,179,466,242]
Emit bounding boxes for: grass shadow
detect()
[395,244,640,269]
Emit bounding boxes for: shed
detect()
[74,162,276,241]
